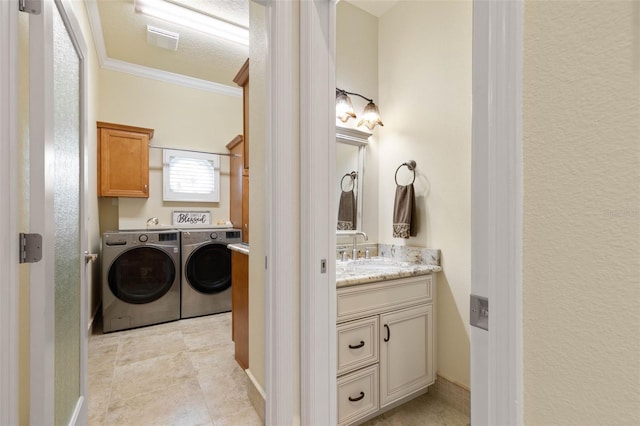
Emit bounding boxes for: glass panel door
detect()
[52,5,81,425]
[27,0,87,424]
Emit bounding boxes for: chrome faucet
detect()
[352,231,368,260]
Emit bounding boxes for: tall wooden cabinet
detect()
[97,121,154,197]
[229,59,249,242]
[229,59,250,370]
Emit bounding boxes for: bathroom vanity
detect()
[336,254,441,425]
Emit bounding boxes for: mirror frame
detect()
[336,126,370,233]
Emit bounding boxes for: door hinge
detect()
[19,233,43,264]
[19,0,41,15]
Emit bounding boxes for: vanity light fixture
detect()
[335,88,384,130]
[134,0,249,47]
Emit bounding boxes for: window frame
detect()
[162,148,220,202]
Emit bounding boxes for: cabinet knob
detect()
[144,184,148,193]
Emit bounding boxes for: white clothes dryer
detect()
[180,228,241,319]
[101,230,181,332]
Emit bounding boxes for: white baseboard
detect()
[245,368,265,422]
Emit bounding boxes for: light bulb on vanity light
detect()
[335,87,383,130]
[357,101,384,130]
[335,90,356,123]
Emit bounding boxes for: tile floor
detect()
[360,391,470,426]
[88,312,261,426]
[89,312,468,426]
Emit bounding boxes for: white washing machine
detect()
[101,230,181,332]
[180,228,242,319]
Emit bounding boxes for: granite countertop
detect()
[336,245,441,288]
[228,243,249,255]
[336,258,442,288]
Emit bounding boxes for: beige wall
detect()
[378,1,472,388]
[248,0,266,392]
[97,69,242,231]
[336,1,380,244]
[523,1,640,424]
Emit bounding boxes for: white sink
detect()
[337,258,412,276]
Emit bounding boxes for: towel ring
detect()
[341,171,357,191]
[395,160,417,185]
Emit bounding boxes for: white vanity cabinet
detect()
[336,275,435,425]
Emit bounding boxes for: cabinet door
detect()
[337,364,379,426]
[337,316,378,376]
[98,127,150,197]
[379,304,434,408]
[231,250,249,369]
[242,172,249,243]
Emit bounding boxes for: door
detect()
[379,304,434,408]
[23,0,89,424]
[185,244,232,294]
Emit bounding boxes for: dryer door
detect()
[108,247,177,304]
[185,243,231,294]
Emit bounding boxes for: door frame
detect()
[470,1,523,424]
[0,0,19,424]
[262,0,298,424]
[263,1,337,423]
[299,1,337,424]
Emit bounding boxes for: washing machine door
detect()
[108,247,177,304]
[185,243,231,294]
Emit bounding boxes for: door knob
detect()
[84,251,98,263]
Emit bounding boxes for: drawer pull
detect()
[348,340,365,349]
[348,391,365,402]
[384,324,390,342]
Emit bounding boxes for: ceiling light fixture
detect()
[134,0,249,47]
[336,88,384,130]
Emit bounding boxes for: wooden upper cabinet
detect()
[233,59,249,170]
[97,121,154,198]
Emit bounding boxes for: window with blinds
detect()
[162,149,220,202]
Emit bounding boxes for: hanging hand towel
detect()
[393,183,416,238]
[337,190,357,230]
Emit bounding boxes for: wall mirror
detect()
[336,126,370,232]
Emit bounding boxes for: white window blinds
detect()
[163,149,220,202]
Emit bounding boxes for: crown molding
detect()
[84,0,241,97]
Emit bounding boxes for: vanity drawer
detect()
[337,364,379,426]
[337,316,379,376]
[337,275,432,323]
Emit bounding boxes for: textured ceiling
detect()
[97,0,249,87]
[96,1,394,88]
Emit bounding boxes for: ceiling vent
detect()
[146,25,179,51]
